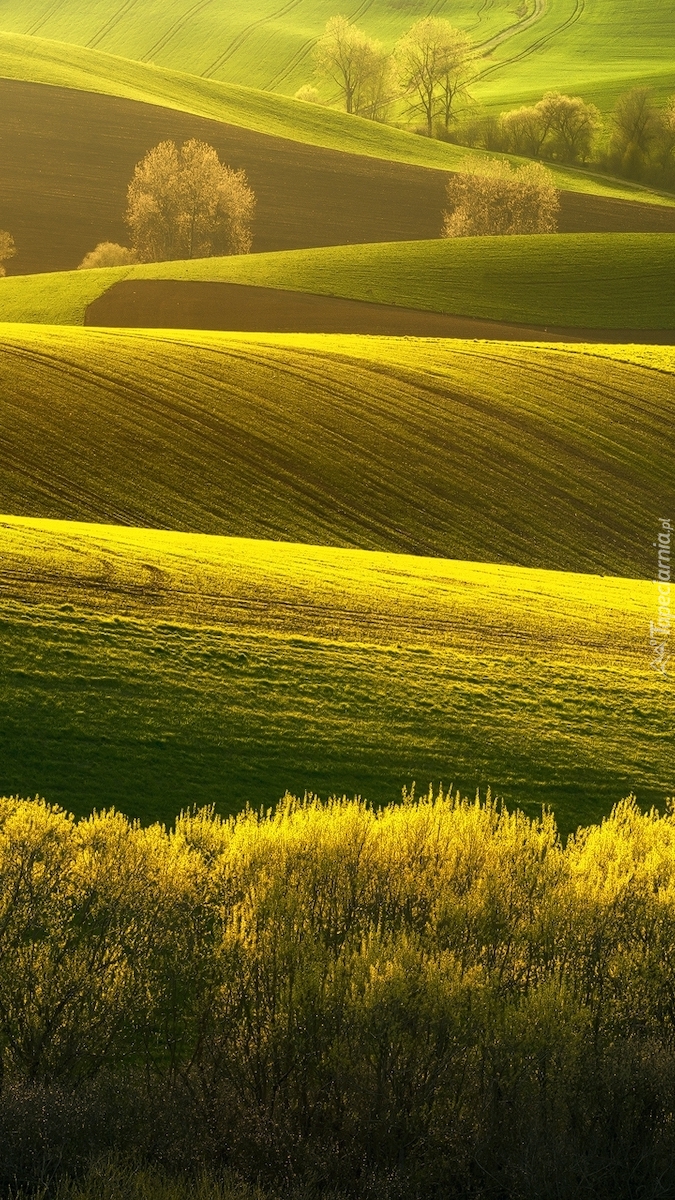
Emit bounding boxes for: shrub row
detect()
[2,790,675,1197]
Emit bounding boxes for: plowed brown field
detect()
[3,78,675,275]
[84,278,675,342]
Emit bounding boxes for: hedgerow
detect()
[2,789,675,1198]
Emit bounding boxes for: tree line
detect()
[3,790,675,1198]
[305,15,675,188]
[457,85,675,186]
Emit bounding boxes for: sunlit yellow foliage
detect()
[0,789,673,1088]
[3,791,675,1190]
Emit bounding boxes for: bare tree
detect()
[610,87,661,177]
[78,243,138,269]
[126,139,255,263]
[314,16,387,116]
[660,95,675,173]
[357,49,396,122]
[442,158,559,237]
[537,93,601,163]
[0,231,16,277]
[500,103,556,158]
[395,18,472,137]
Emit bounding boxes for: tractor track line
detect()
[471,0,546,54]
[140,0,217,62]
[201,0,306,80]
[86,0,142,50]
[471,0,584,85]
[25,0,69,37]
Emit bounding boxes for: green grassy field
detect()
[0,326,672,578]
[1,235,673,328]
[0,0,672,111]
[1,514,670,833]
[0,31,671,208]
[473,0,675,112]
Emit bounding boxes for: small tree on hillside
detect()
[0,230,16,277]
[657,95,675,181]
[500,103,552,158]
[294,84,321,103]
[609,87,661,177]
[395,18,473,137]
[126,139,255,263]
[540,92,602,163]
[314,16,388,116]
[442,158,559,237]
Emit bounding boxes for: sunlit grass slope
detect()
[0,0,673,111]
[1,235,673,329]
[474,0,675,113]
[0,326,672,578]
[0,0,511,93]
[0,516,671,832]
[0,31,670,207]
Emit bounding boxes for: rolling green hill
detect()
[0,515,670,832]
[0,31,671,208]
[1,234,672,328]
[472,0,675,112]
[0,325,672,578]
[0,0,672,110]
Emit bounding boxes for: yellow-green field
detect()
[1,515,670,833]
[1,234,673,328]
[0,326,672,577]
[0,0,672,110]
[1,234,672,331]
[0,31,671,207]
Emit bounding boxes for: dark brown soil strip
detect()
[85,279,675,343]
[3,78,675,276]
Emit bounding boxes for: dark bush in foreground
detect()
[2,790,675,1198]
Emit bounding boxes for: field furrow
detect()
[0,326,672,580]
[0,515,670,830]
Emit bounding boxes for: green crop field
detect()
[0,0,672,110]
[0,514,671,833]
[1,234,673,328]
[0,325,672,578]
[0,31,671,208]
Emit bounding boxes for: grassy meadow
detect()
[1,234,673,328]
[1,515,670,834]
[0,326,672,577]
[473,0,675,111]
[0,0,672,110]
[0,31,672,208]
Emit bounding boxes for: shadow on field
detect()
[3,78,675,275]
[85,278,675,342]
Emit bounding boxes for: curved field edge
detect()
[0,515,671,832]
[0,325,672,580]
[1,234,673,329]
[0,32,672,207]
